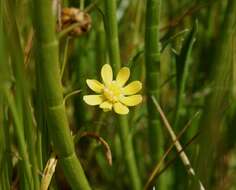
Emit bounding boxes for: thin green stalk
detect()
[104,0,142,189]
[80,0,85,10]
[133,0,143,46]
[32,0,91,189]
[174,22,197,128]
[104,0,121,72]
[60,37,70,80]
[227,32,236,150]
[118,116,142,190]
[173,21,197,190]
[233,30,236,99]
[96,16,107,72]
[145,0,167,189]
[0,9,11,188]
[145,0,161,172]
[73,38,90,128]
[145,0,162,160]
[35,50,49,170]
[0,104,11,190]
[3,1,39,189]
[4,89,33,190]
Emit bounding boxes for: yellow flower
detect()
[83,64,142,115]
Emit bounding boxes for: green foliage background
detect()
[0,0,236,190]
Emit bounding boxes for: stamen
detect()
[103,81,122,103]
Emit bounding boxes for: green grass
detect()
[0,0,236,189]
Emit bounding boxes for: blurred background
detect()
[0,0,236,189]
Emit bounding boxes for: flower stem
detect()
[118,116,142,190]
[104,0,142,189]
[104,0,121,73]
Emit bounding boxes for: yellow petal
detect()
[86,79,104,93]
[99,101,112,110]
[83,95,103,105]
[122,81,142,95]
[116,67,130,86]
[113,102,129,115]
[120,95,142,106]
[101,64,113,85]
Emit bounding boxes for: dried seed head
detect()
[61,7,92,37]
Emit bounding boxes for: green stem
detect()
[174,22,197,129]
[104,0,121,73]
[118,116,142,190]
[80,0,85,10]
[145,0,163,163]
[4,1,39,189]
[145,0,166,189]
[4,89,33,189]
[173,22,197,190]
[0,104,11,190]
[32,1,91,189]
[96,17,107,72]
[60,37,70,80]
[0,10,11,188]
[35,54,50,170]
[104,0,142,189]
[73,39,89,128]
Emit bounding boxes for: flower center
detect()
[103,81,122,103]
